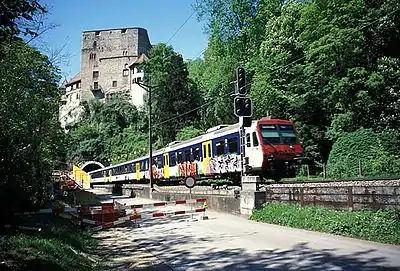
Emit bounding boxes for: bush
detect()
[251,203,400,245]
[326,129,400,178]
[0,215,101,270]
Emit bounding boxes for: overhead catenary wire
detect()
[151,5,400,128]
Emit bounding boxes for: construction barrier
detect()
[113,197,209,228]
[12,198,209,231]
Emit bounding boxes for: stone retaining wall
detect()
[262,180,400,211]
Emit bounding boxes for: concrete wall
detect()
[150,192,241,216]
[114,185,240,215]
[263,181,400,211]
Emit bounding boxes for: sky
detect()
[38,0,209,80]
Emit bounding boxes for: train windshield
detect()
[259,124,298,145]
[278,125,297,144]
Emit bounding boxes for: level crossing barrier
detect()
[113,197,209,228]
[11,198,209,231]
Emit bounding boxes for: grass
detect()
[250,203,400,245]
[0,214,103,270]
[0,189,106,270]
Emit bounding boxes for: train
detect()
[88,118,304,185]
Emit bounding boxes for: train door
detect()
[135,163,140,181]
[246,130,263,170]
[163,153,170,179]
[201,140,212,175]
[108,169,113,183]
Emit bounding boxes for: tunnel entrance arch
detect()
[79,161,105,173]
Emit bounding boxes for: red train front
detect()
[246,118,304,182]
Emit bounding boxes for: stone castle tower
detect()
[80,27,151,102]
[59,27,152,128]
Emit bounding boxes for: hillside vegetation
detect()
[67,0,400,179]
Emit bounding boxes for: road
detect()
[91,189,400,270]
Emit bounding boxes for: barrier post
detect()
[184,176,197,222]
[202,201,209,220]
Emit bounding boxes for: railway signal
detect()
[234,96,253,117]
[236,66,246,95]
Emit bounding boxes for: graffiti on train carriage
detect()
[205,154,241,175]
[178,160,197,177]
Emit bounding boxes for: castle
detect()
[59,27,152,128]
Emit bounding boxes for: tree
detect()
[176,126,204,141]
[141,43,202,147]
[0,0,46,42]
[66,95,143,165]
[0,38,62,216]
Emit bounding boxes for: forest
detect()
[67,0,400,179]
[1,0,400,215]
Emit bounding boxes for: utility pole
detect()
[148,85,153,190]
[134,81,158,190]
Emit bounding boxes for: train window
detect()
[170,153,176,166]
[177,152,183,163]
[246,133,251,147]
[252,132,259,147]
[259,124,280,144]
[216,140,224,156]
[207,144,211,158]
[278,125,297,144]
[227,138,238,154]
[184,150,191,161]
[157,158,163,169]
[193,147,199,161]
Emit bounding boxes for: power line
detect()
[166,9,197,45]
[153,91,235,128]
[151,6,400,128]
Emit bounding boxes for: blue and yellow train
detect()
[88,118,304,184]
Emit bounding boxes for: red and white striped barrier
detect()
[130,207,206,220]
[115,198,207,210]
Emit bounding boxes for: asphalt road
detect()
[91,190,400,270]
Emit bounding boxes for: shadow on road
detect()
[93,217,400,271]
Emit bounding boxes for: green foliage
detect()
[176,126,204,141]
[251,203,400,245]
[142,43,202,147]
[193,0,400,166]
[0,216,100,270]
[0,0,46,41]
[106,126,148,164]
[67,96,147,165]
[0,37,63,218]
[326,129,400,178]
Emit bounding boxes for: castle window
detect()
[121,29,127,34]
[123,69,129,77]
[95,31,100,36]
[112,81,117,87]
[94,82,99,89]
[89,53,96,60]
[93,71,99,79]
[93,41,97,48]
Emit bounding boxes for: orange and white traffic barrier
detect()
[129,207,206,220]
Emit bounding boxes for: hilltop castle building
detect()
[59,27,152,128]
